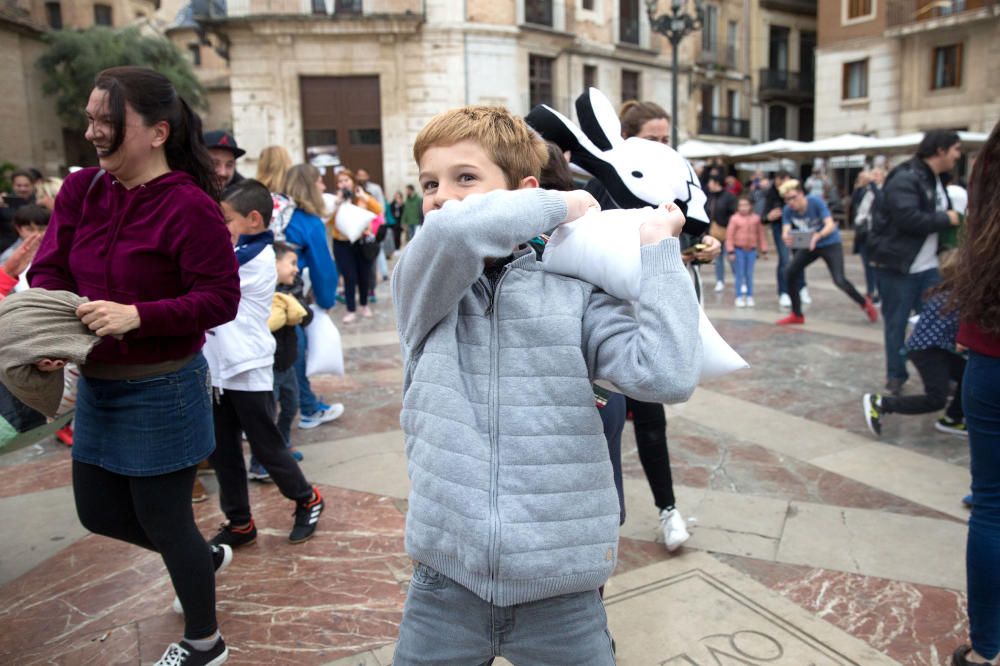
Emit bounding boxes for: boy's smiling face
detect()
[419,140,533,215]
[221,201,262,244]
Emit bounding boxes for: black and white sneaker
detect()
[863,393,883,437]
[153,638,228,665]
[172,545,232,614]
[289,487,324,543]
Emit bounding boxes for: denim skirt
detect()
[72,354,215,476]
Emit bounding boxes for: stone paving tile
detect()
[719,554,968,666]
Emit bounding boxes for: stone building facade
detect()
[815,0,999,139]
[193,0,690,192]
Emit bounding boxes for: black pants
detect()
[333,239,372,312]
[625,397,676,511]
[600,392,627,525]
[72,461,217,639]
[883,348,965,420]
[210,389,313,526]
[391,224,403,252]
[786,242,866,316]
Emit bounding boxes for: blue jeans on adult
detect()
[294,325,321,417]
[875,267,940,382]
[600,391,626,526]
[733,248,758,297]
[965,351,1000,660]
[714,252,729,284]
[771,222,804,296]
[393,564,615,665]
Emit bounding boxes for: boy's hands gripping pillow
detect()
[542,207,749,381]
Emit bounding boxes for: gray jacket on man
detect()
[392,188,702,606]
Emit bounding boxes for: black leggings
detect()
[333,239,372,311]
[883,348,965,420]
[625,398,677,510]
[786,242,866,316]
[72,460,216,639]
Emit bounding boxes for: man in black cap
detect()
[204,130,246,191]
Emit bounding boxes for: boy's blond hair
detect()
[778,179,803,197]
[413,106,548,188]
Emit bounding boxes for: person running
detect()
[27,66,240,666]
[776,179,879,326]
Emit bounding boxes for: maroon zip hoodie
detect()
[28,167,240,364]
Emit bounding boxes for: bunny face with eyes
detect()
[526,87,709,237]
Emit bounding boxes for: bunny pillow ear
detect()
[575,87,625,151]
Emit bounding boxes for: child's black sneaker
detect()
[936,417,968,437]
[173,545,232,614]
[289,487,324,544]
[862,393,883,437]
[208,519,257,549]
[153,638,228,665]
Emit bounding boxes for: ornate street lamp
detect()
[645,0,705,147]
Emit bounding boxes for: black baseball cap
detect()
[203,130,246,158]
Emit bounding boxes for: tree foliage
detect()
[37,27,207,132]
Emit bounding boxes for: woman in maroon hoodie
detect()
[28,67,240,666]
[949,118,1000,666]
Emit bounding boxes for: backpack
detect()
[269,193,296,243]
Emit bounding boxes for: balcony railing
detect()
[887,0,997,28]
[758,0,817,15]
[216,0,423,18]
[758,68,815,99]
[699,115,750,138]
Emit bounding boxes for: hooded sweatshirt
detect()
[27,168,240,365]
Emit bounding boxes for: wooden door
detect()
[300,76,384,190]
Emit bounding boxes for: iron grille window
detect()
[931,44,962,89]
[45,2,62,29]
[529,55,554,109]
[94,3,113,26]
[621,69,640,103]
[335,0,362,14]
[620,0,639,44]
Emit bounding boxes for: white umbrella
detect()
[676,140,738,160]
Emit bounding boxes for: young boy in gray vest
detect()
[391,106,702,664]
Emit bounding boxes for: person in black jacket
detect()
[706,177,738,293]
[869,130,962,394]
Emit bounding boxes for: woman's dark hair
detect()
[619,100,669,139]
[94,66,217,198]
[916,129,961,160]
[946,119,1000,333]
[539,141,574,191]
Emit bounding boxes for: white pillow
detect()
[334,202,376,242]
[541,208,749,381]
[304,305,345,377]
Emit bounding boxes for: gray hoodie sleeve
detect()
[582,238,702,404]
[392,188,568,357]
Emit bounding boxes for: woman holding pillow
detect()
[329,168,382,323]
[583,100,722,551]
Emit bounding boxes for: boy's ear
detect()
[249,210,266,229]
[517,176,539,190]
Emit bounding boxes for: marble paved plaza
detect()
[0,252,972,665]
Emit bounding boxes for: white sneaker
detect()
[735,296,746,307]
[746,296,755,307]
[714,281,725,293]
[778,293,792,309]
[298,403,345,430]
[660,507,690,552]
[799,287,812,304]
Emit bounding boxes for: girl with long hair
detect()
[948,119,1000,666]
[255,145,293,193]
[28,66,241,666]
[279,164,344,429]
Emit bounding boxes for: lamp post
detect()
[645,0,704,147]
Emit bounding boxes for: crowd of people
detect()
[0,63,997,666]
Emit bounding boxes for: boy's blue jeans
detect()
[875,267,940,382]
[393,564,616,665]
[294,325,321,417]
[733,248,757,297]
[965,351,1000,660]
